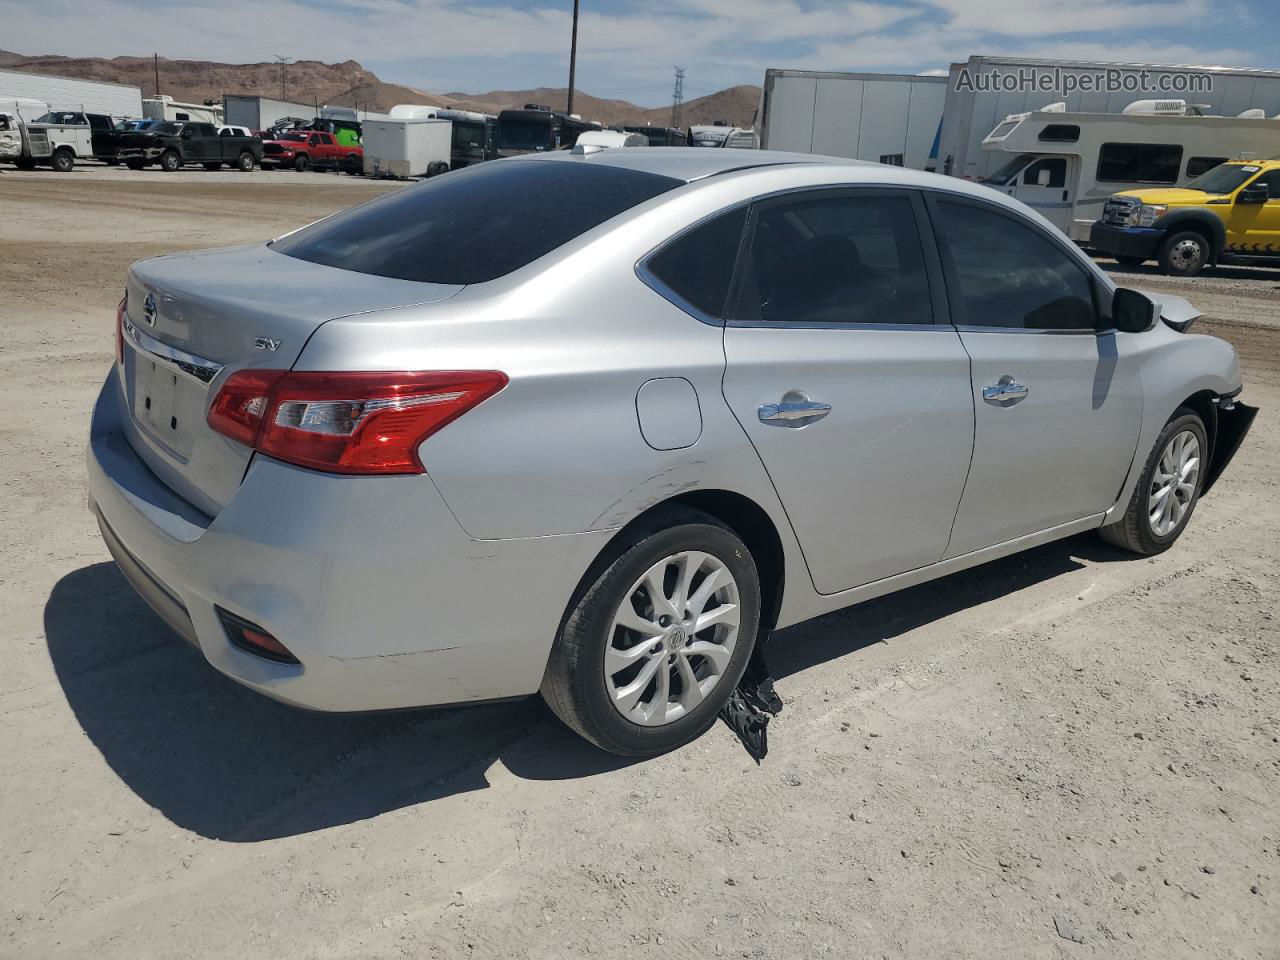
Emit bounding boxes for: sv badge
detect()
[253,337,282,352]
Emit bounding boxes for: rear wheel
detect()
[1158,230,1209,277]
[541,509,761,756]
[293,153,310,172]
[236,151,255,172]
[1100,409,1208,555]
[51,148,74,173]
[159,150,181,172]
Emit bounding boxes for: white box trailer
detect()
[937,55,1280,181]
[362,117,452,178]
[0,68,142,118]
[978,103,1280,241]
[223,95,316,131]
[758,69,946,169]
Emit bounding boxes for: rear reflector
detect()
[207,370,507,475]
[217,607,300,664]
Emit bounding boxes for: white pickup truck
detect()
[0,106,104,172]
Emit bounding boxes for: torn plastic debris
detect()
[718,637,783,762]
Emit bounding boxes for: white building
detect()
[0,67,143,117]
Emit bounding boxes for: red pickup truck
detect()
[261,131,362,172]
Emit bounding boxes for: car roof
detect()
[524,146,862,183]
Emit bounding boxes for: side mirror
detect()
[1238,183,1269,205]
[1111,288,1157,333]
[1036,168,1052,186]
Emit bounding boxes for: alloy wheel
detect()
[604,551,741,727]
[1148,429,1200,536]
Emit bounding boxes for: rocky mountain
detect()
[0,51,759,127]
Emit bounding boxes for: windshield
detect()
[499,118,553,150]
[981,153,1036,185]
[273,159,680,284]
[151,122,182,135]
[34,112,85,125]
[1184,163,1261,194]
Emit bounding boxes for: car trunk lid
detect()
[120,244,463,516]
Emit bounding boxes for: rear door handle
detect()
[758,390,831,427]
[982,376,1029,406]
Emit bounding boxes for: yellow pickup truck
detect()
[1090,159,1280,276]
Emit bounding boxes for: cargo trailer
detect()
[361,117,452,178]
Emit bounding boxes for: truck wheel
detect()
[203,162,222,171]
[51,148,75,173]
[1158,230,1209,277]
[293,154,310,172]
[159,150,181,172]
[345,153,360,173]
[125,159,145,170]
[15,158,36,171]
[426,161,450,177]
[1114,255,1145,268]
[236,151,255,172]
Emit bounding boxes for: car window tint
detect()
[936,200,1096,331]
[646,207,747,319]
[274,160,681,284]
[735,193,933,326]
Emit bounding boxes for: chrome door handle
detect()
[982,376,1029,406]
[758,390,832,428]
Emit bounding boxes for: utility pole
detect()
[566,0,580,115]
[153,53,160,98]
[274,55,292,101]
[671,66,685,130]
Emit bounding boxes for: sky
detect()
[2,0,1278,106]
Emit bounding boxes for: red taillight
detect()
[207,370,507,475]
[115,295,127,365]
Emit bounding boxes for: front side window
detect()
[645,207,747,319]
[734,193,933,326]
[935,199,1097,331]
[1023,157,1066,188]
[274,159,680,284]
[1097,142,1183,184]
[1247,169,1280,199]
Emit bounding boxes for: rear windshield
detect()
[272,160,681,284]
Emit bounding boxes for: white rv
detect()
[142,96,223,124]
[979,99,1280,241]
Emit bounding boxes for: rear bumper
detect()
[86,366,612,712]
[1089,222,1162,261]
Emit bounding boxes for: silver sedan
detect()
[87,147,1255,756]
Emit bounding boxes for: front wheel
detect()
[159,150,181,172]
[1158,230,1209,277]
[293,154,310,172]
[1100,409,1208,555]
[541,510,761,756]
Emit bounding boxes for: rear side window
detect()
[735,193,934,326]
[274,160,680,284]
[645,207,747,319]
[935,199,1097,331]
[1097,142,1182,183]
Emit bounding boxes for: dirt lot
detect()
[1,168,1277,960]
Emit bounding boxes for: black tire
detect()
[125,159,145,170]
[1114,255,1145,268]
[541,508,761,756]
[51,148,74,173]
[1099,409,1209,555]
[236,151,255,172]
[425,160,450,177]
[15,157,36,171]
[203,162,221,171]
[1158,230,1210,277]
[294,153,310,172]
[159,150,181,172]
[105,159,119,166]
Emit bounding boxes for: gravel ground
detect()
[1,173,1276,960]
